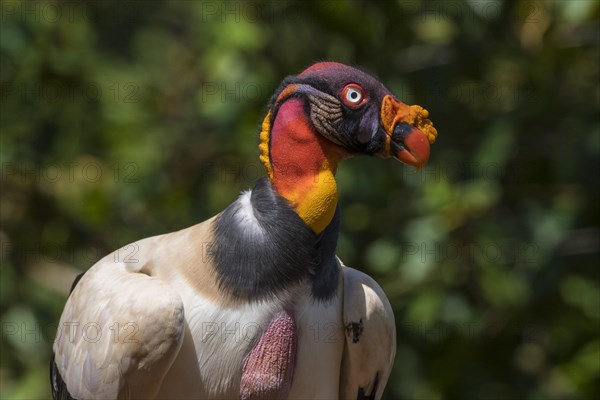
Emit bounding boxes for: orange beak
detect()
[379,95,438,170]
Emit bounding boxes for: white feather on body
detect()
[53,190,396,399]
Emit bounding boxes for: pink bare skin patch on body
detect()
[240,310,297,399]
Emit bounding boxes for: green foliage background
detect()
[1,0,598,398]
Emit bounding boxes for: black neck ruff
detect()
[210,177,340,303]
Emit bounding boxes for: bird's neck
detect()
[259,98,345,234]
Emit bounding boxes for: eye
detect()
[341,84,366,107]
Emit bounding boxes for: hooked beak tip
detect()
[392,127,430,169]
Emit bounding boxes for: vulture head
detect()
[257,62,438,233]
[260,62,437,169]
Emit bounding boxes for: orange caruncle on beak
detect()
[380,95,438,169]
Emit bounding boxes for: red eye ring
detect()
[341,84,366,107]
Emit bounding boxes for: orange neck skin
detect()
[268,98,349,234]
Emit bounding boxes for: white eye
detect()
[346,88,362,103]
[341,84,365,107]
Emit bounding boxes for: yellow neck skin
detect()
[259,99,344,234]
[288,160,339,234]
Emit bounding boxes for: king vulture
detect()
[51,62,438,399]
